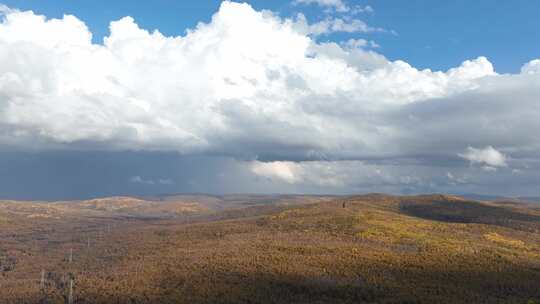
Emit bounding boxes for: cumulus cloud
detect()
[459,146,507,168]
[521,59,540,74]
[0,0,539,185]
[250,160,359,186]
[250,160,371,187]
[250,161,303,184]
[0,4,15,14]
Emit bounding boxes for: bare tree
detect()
[67,277,74,304]
[40,269,45,290]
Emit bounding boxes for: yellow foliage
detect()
[484,232,527,249]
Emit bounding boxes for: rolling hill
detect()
[0,194,539,303]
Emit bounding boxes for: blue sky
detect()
[2,0,539,73]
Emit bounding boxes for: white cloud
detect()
[482,166,498,172]
[130,176,173,185]
[249,160,426,188]
[130,176,154,184]
[245,158,535,195]
[248,160,471,191]
[0,0,538,176]
[350,5,374,14]
[291,13,385,35]
[0,4,16,14]
[158,178,174,185]
[250,160,353,186]
[250,161,303,184]
[293,0,373,14]
[447,56,495,80]
[521,59,540,74]
[459,146,508,168]
[293,0,350,12]
[343,38,379,49]
[446,172,467,185]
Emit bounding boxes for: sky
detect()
[0,0,539,199]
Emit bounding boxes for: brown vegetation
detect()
[0,194,539,303]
